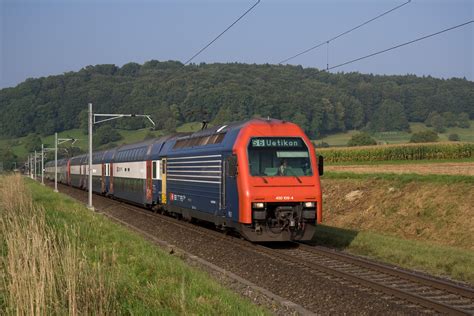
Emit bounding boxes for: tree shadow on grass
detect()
[308,225,359,249]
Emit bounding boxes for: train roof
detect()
[43,118,293,164]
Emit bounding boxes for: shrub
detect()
[448,134,460,141]
[316,141,330,148]
[143,131,156,140]
[457,113,470,128]
[348,132,377,147]
[410,131,439,143]
[94,125,123,146]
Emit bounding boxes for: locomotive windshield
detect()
[248,137,313,177]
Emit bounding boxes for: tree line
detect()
[1,60,473,140]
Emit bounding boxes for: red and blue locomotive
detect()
[45,118,323,242]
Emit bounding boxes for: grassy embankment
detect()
[319,121,474,146]
[314,173,474,285]
[0,175,267,315]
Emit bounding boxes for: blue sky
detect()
[1,0,473,88]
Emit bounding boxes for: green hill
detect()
[1,60,473,168]
[1,61,473,141]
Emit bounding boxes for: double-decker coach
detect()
[45,118,323,242]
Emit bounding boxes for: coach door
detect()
[67,160,71,185]
[101,163,106,193]
[109,163,114,194]
[146,160,152,202]
[161,158,167,204]
[104,163,110,192]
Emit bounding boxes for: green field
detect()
[0,121,210,162]
[0,128,164,160]
[318,121,474,146]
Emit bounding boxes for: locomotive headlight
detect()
[252,202,265,209]
[304,202,315,208]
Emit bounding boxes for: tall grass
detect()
[2,176,268,315]
[0,174,116,315]
[318,142,473,163]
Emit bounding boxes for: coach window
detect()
[152,161,157,179]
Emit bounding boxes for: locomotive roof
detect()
[174,118,284,140]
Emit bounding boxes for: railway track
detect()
[51,182,474,315]
[282,244,474,315]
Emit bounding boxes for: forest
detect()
[0,60,473,140]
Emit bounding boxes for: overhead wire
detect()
[184,0,261,65]
[278,0,412,64]
[326,20,474,71]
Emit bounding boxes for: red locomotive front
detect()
[233,119,322,242]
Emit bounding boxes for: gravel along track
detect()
[278,244,474,315]
[50,182,474,315]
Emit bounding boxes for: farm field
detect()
[318,121,474,146]
[318,142,473,163]
[326,161,474,176]
[0,175,267,314]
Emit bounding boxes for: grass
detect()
[0,174,117,314]
[0,175,267,315]
[318,120,474,146]
[312,225,474,285]
[324,171,474,184]
[176,122,206,133]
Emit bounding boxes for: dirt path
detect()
[326,162,474,176]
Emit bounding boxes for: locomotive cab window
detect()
[248,137,313,177]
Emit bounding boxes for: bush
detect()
[410,131,439,143]
[457,113,470,128]
[94,125,123,146]
[143,131,156,140]
[448,134,460,141]
[316,141,330,148]
[348,132,377,147]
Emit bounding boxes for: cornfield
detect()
[317,142,474,163]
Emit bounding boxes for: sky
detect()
[1,0,473,89]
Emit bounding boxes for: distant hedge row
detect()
[317,142,473,163]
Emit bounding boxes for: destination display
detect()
[250,137,304,148]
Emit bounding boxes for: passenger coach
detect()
[45,118,323,242]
